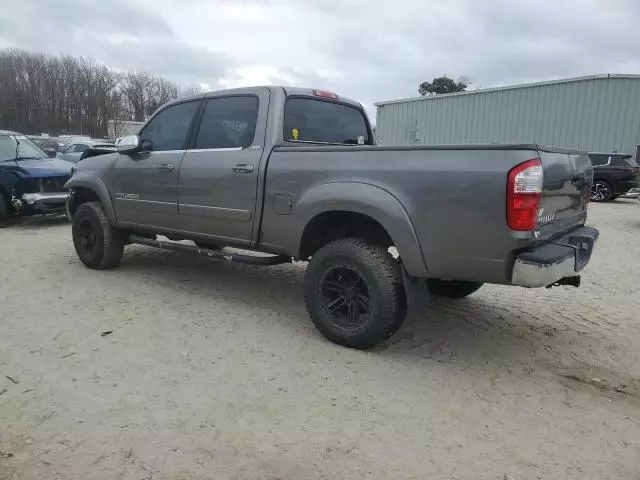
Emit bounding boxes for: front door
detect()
[112,100,201,228]
[177,90,269,244]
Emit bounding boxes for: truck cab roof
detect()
[165,86,364,110]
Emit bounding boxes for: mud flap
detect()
[401,264,429,313]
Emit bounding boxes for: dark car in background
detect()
[0,130,73,226]
[588,152,640,201]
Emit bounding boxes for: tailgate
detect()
[534,149,592,241]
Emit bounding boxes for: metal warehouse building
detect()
[375,74,640,154]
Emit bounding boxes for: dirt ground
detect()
[1,201,639,480]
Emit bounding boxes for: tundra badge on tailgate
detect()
[537,207,555,225]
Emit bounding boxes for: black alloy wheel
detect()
[319,265,372,330]
[75,217,99,258]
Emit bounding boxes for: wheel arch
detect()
[294,182,428,277]
[65,175,116,223]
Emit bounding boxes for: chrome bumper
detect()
[511,226,599,288]
[21,192,69,213]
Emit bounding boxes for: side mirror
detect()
[45,148,57,158]
[117,135,141,154]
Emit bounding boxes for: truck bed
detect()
[261,143,592,284]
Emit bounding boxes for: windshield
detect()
[0,133,47,161]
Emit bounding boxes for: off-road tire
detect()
[72,202,126,269]
[304,238,407,349]
[427,279,483,299]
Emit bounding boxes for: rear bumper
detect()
[511,226,599,288]
[21,192,69,213]
[614,181,640,195]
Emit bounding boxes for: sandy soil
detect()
[1,201,639,479]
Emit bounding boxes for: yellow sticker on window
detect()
[292,128,299,140]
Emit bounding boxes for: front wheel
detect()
[591,180,613,202]
[72,202,126,269]
[304,238,407,349]
[427,279,483,299]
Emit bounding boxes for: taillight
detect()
[507,158,543,231]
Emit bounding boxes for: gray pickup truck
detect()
[65,86,598,349]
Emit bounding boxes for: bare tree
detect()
[178,83,205,98]
[0,48,188,137]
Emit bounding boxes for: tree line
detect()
[0,48,203,138]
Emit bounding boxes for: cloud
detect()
[1,0,639,117]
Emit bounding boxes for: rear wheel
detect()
[304,238,406,349]
[591,180,613,202]
[72,202,126,269]
[427,279,483,299]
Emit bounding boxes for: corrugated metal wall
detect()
[375,76,640,154]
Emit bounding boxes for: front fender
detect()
[294,182,428,277]
[65,173,117,224]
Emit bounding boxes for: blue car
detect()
[0,130,74,226]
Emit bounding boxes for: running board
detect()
[129,235,292,266]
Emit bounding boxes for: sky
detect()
[1,0,639,118]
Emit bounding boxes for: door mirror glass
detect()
[117,135,140,154]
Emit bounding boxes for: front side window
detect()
[75,144,89,153]
[140,101,200,152]
[283,98,371,145]
[194,96,259,149]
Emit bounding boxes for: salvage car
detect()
[65,86,599,349]
[0,130,73,226]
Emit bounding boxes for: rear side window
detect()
[284,98,371,145]
[611,155,637,167]
[195,96,259,149]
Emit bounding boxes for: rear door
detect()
[177,89,268,244]
[534,149,592,240]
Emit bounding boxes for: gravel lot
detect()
[1,201,639,480]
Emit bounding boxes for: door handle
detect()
[232,164,254,173]
[157,163,175,172]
